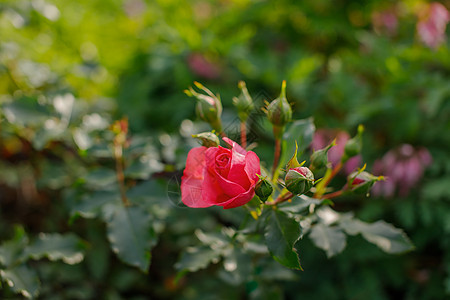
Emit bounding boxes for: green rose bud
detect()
[254,175,273,201]
[233,81,254,122]
[266,80,292,139]
[192,132,220,147]
[310,140,335,170]
[343,125,364,162]
[185,82,223,132]
[285,167,314,195]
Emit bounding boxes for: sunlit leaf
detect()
[0,264,40,299]
[175,246,221,272]
[25,233,85,264]
[309,223,346,258]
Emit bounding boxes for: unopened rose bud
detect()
[343,125,364,162]
[266,80,292,139]
[233,81,254,122]
[185,82,223,132]
[310,140,335,170]
[348,170,383,195]
[285,166,314,195]
[192,132,220,147]
[255,175,273,201]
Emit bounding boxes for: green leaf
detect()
[175,246,221,272]
[0,227,28,267]
[71,191,121,219]
[2,97,50,127]
[309,223,346,258]
[0,264,40,299]
[278,195,321,214]
[105,205,157,272]
[24,233,85,264]
[83,168,117,190]
[340,219,414,254]
[279,118,315,170]
[264,209,302,270]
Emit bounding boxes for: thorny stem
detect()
[314,161,343,198]
[114,142,130,206]
[272,138,281,178]
[240,121,247,149]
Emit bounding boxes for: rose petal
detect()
[222,137,246,155]
[227,145,250,189]
[181,147,211,207]
[244,151,261,184]
[220,187,255,209]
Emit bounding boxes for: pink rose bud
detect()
[285,166,314,195]
[181,137,261,209]
[348,171,383,195]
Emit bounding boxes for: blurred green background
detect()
[1,0,449,299]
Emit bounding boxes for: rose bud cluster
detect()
[266,80,292,139]
[184,82,223,133]
[285,167,315,195]
[232,81,254,122]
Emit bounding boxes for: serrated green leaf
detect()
[309,223,346,258]
[0,264,40,299]
[264,210,302,270]
[359,221,414,254]
[0,227,28,267]
[175,246,221,272]
[24,233,85,264]
[340,219,414,254]
[278,195,321,214]
[83,168,117,190]
[106,205,156,272]
[71,191,121,219]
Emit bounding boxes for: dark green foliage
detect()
[1,0,449,299]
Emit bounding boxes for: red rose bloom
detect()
[181,137,261,209]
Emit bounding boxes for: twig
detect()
[272,138,281,178]
[240,121,247,149]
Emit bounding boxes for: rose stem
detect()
[321,190,343,200]
[314,161,343,198]
[265,191,294,206]
[240,121,247,148]
[272,137,281,178]
[114,141,130,206]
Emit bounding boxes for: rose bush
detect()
[181,137,260,209]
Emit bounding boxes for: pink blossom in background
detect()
[417,2,450,49]
[312,129,361,175]
[187,53,221,80]
[372,9,398,36]
[372,144,432,198]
